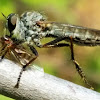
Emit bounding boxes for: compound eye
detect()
[7,13,17,33]
[10,14,17,26]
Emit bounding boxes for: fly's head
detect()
[3,12,50,47]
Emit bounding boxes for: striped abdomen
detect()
[49,23,100,46]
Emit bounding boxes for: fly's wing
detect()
[11,46,44,76]
[12,46,33,66]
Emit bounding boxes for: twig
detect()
[0,59,100,100]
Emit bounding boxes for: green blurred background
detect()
[0,0,100,99]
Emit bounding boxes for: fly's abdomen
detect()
[72,28,100,46]
[50,23,100,46]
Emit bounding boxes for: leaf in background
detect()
[0,0,16,19]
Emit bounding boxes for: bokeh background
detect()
[0,0,100,99]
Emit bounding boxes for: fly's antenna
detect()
[1,12,8,37]
[1,12,7,19]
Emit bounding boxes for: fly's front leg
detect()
[0,44,6,57]
[42,43,70,48]
[14,45,38,88]
[0,45,8,61]
[40,37,70,48]
[0,49,8,61]
[69,37,93,89]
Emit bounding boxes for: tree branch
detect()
[0,59,100,100]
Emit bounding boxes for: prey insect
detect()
[2,11,99,89]
[0,36,38,88]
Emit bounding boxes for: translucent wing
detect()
[11,46,33,66]
[12,46,44,77]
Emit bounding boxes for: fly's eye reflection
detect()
[6,13,17,34]
[1,11,98,89]
[10,14,17,26]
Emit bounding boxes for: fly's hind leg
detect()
[40,37,93,89]
[69,37,93,89]
[14,45,38,88]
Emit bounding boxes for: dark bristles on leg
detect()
[70,37,94,89]
[14,67,25,88]
[73,60,94,89]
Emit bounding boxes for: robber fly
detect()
[2,11,100,89]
